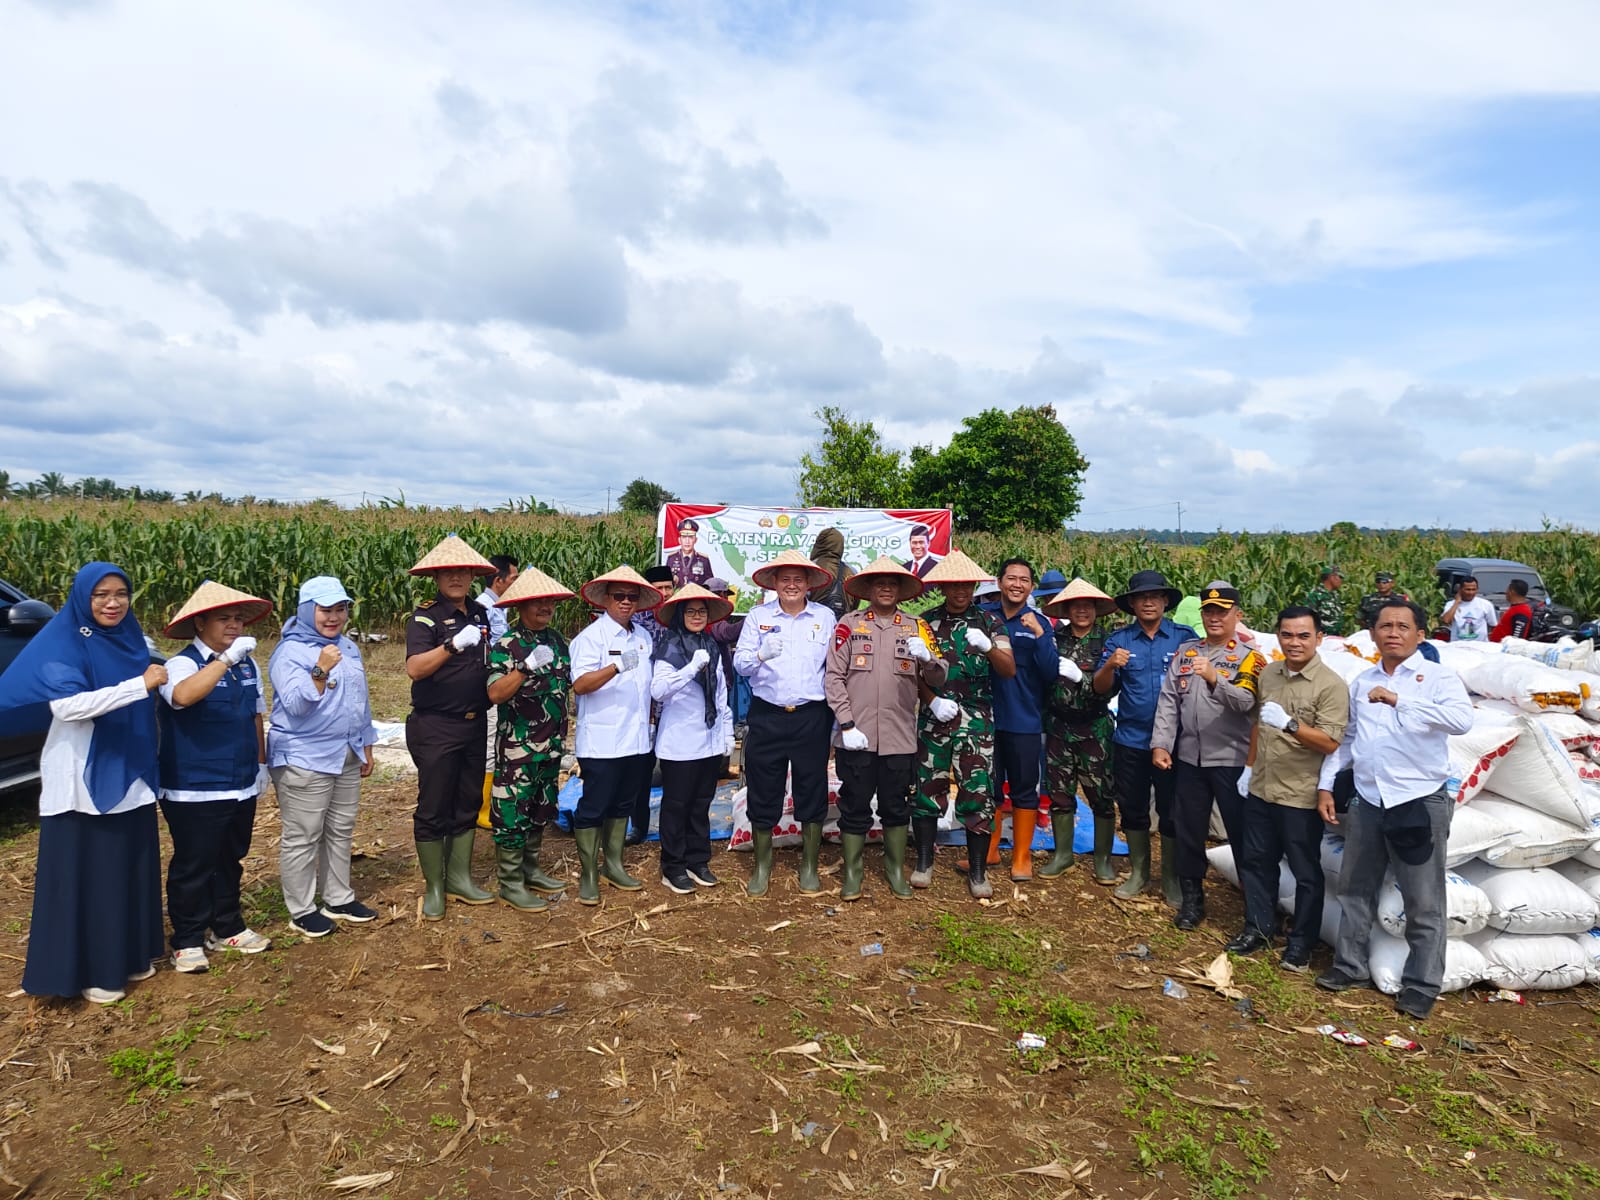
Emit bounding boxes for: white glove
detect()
[1057,656,1083,683]
[1236,766,1253,798]
[524,645,554,672]
[928,697,959,723]
[688,648,711,673]
[840,727,869,751]
[221,636,257,666]
[757,635,784,662]
[615,649,639,673]
[451,624,482,652]
[906,637,932,663]
[724,734,736,756]
[1258,701,1291,730]
[964,627,992,653]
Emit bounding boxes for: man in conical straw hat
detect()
[156,581,275,971]
[405,533,500,919]
[910,552,1015,899]
[825,556,948,902]
[731,548,837,897]
[568,564,664,905]
[483,566,577,912]
[1039,577,1119,884]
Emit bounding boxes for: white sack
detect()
[1574,839,1600,870]
[1316,643,1373,685]
[1455,862,1599,935]
[1528,710,1600,750]
[1445,802,1514,868]
[1500,636,1595,673]
[1318,895,1343,948]
[1477,717,1598,830]
[1553,860,1600,906]
[1468,797,1595,868]
[1578,929,1600,977]
[1452,653,1585,714]
[1205,844,1295,901]
[1376,869,1491,938]
[1369,929,1486,995]
[1320,834,1345,882]
[1446,717,1520,804]
[1468,930,1593,990]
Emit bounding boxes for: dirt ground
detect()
[3,644,1600,1199]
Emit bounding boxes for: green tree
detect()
[906,404,1088,532]
[618,478,679,515]
[795,406,907,507]
[0,470,11,501]
[37,471,68,499]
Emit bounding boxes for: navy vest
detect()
[157,644,260,792]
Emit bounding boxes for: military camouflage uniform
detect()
[1357,589,1409,630]
[487,626,571,850]
[913,604,1011,832]
[1303,586,1345,636]
[1044,626,1114,819]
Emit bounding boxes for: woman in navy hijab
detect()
[0,563,168,1003]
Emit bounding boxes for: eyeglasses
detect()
[90,589,130,603]
[683,605,709,617]
[609,591,641,603]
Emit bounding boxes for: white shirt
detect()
[1447,596,1497,642]
[39,677,157,817]
[1318,651,1474,807]
[651,656,733,762]
[475,589,509,639]
[569,613,654,758]
[732,600,834,706]
[157,639,268,802]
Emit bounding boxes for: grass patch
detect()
[933,912,1042,976]
[105,1046,185,1101]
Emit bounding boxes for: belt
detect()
[753,696,823,714]
[415,709,482,721]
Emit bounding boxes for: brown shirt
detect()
[824,609,948,755]
[1252,656,1349,809]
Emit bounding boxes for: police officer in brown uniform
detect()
[405,534,498,919]
[825,555,948,901]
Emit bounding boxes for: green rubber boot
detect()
[797,823,823,895]
[1159,834,1183,907]
[840,833,866,902]
[1037,810,1076,877]
[522,826,566,894]
[497,844,547,911]
[881,824,914,899]
[444,832,493,905]
[416,839,447,921]
[1092,817,1117,885]
[573,826,602,905]
[746,828,774,897]
[1113,831,1151,899]
[600,819,643,891]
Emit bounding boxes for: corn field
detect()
[2,502,1597,635]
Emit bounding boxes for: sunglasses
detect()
[609,591,641,602]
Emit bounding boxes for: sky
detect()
[1,0,1597,531]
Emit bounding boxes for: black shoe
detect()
[321,899,379,923]
[1173,879,1206,931]
[1280,946,1311,973]
[1225,928,1272,957]
[625,826,648,847]
[289,910,337,938]
[1314,968,1371,993]
[685,865,719,888]
[660,872,694,895]
[1395,987,1436,1021]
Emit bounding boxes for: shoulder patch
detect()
[834,622,852,651]
[412,614,436,628]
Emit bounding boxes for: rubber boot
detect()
[1113,831,1151,899]
[986,811,1004,865]
[1174,878,1206,930]
[746,828,774,897]
[966,829,993,900]
[1092,817,1117,885]
[416,839,447,921]
[1009,808,1038,881]
[496,843,547,911]
[1037,809,1075,877]
[909,817,938,888]
[1159,834,1183,907]
[797,823,823,895]
[444,832,494,905]
[882,824,914,899]
[600,819,643,891]
[574,826,601,906]
[521,826,566,894]
[840,833,866,902]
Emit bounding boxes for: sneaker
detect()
[289,910,337,938]
[1314,968,1371,993]
[660,872,695,895]
[1280,951,1311,974]
[206,928,272,954]
[321,900,379,923]
[82,986,126,1005]
[172,947,210,974]
[685,865,719,888]
[127,964,157,982]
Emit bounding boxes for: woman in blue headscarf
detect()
[0,563,167,1003]
[266,576,378,939]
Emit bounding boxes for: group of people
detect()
[1310,567,1537,643]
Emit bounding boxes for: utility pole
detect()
[605,487,611,516]
[1176,501,1185,545]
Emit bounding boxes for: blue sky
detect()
[0,0,1596,529]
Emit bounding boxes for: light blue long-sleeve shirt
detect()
[267,636,378,774]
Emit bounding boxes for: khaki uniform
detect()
[1252,658,1349,809]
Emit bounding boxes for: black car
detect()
[1433,557,1581,640]
[0,579,56,794]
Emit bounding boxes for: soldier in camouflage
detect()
[484,568,576,912]
[1357,571,1408,631]
[912,553,1016,898]
[1038,578,1119,883]
[1303,568,1345,636]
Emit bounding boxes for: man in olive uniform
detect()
[1358,572,1408,631]
[405,534,499,919]
[1303,568,1345,636]
[912,552,1016,898]
[825,556,948,902]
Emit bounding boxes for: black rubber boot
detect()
[1174,878,1206,931]
[966,829,993,900]
[909,817,937,888]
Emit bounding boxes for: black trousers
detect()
[994,730,1042,811]
[835,749,913,835]
[408,710,487,841]
[576,754,653,829]
[1239,794,1325,948]
[744,699,833,828]
[160,796,257,950]
[658,756,719,874]
[1172,759,1245,879]
[1112,742,1177,834]
[630,753,657,836]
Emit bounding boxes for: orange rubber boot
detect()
[1009,808,1038,881]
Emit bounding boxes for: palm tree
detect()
[37,471,67,499]
[0,470,11,501]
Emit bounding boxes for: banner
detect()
[657,505,953,605]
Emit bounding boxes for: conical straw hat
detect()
[655,581,735,625]
[409,533,496,576]
[749,548,834,591]
[844,554,925,603]
[163,580,272,640]
[921,550,994,586]
[579,564,666,610]
[1040,576,1117,619]
[494,565,576,607]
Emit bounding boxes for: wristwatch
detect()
[310,665,328,681]
[1284,717,1300,735]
